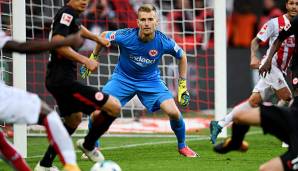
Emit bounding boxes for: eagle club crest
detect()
[149,49,158,57]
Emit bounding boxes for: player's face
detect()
[70,0,89,12]
[286,0,298,17]
[137,11,158,36]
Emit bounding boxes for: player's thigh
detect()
[233,107,261,126]
[137,90,173,113]
[136,79,173,112]
[260,105,291,141]
[264,65,288,91]
[259,157,283,171]
[0,83,41,124]
[253,79,271,101]
[102,78,135,107]
[275,87,292,101]
[70,82,111,114]
[47,82,109,116]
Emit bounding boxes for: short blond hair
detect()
[138,4,157,16]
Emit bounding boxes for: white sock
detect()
[218,101,252,127]
[43,111,76,165]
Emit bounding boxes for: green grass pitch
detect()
[0,127,286,171]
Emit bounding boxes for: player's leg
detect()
[37,102,79,171]
[213,107,258,154]
[0,84,79,170]
[209,94,258,144]
[81,112,101,160]
[215,103,291,154]
[88,113,100,148]
[275,87,291,147]
[259,157,284,171]
[0,130,31,171]
[210,79,266,144]
[159,98,198,157]
[78,95,120,162]
[37,112,82,170]
[268,64,292,102]
[57,81,120,162]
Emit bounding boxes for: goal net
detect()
[83,0,215,117]
[0,0,226,157]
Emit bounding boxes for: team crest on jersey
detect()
[109,32,116,41]
[284,23,291,31]
[278,78,283,85]
[280,23,291,31]
[95,92,104,101]
[60,13,73,26]
[149,49,158,57]
[293,77,298,85]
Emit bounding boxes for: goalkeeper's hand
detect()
[178,78,190,107]
[80,53,99,79]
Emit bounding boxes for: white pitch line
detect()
[25,130,262,159]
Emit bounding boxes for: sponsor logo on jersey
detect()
[258,24,268,35]
[129,55,156,66]
[149,50,158,57]
[293,77,298,85]
[95,92,104,101]
[60,13,73,26]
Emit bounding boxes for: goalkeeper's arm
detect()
[178,54,187,79]
[80,31,111,79]
[177,54,190,107]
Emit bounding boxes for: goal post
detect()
[214,0,227,138]
[12,0,27,158]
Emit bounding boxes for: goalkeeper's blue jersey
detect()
[105,28,184,81]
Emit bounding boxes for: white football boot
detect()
[76,139,104,162]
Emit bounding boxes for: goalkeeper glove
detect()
[80,53,99,79]
[178,77,190,107]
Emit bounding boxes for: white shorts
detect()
[253,64,289,100]
[0,82,41,124]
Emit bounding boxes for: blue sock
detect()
[170,114,186,149]
[88,116,100,148]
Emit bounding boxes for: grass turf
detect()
[0,127,286,171]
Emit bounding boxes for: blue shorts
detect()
[102,73,173,112]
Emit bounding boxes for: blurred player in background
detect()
[81,4,198,157]
[34,0,121,170]
[214,97,298,171]
[0,30,81,171]
[209,0,298,144]
[214,4,298,171]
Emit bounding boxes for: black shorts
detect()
[46,81,109,117]
[260,105,298,171]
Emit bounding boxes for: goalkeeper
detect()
[81,4,197,157]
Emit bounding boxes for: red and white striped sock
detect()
[43,111,76,165]
[0,130,31,171]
